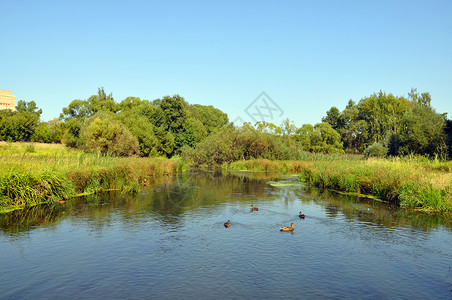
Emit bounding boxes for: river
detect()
[1,171,451,299]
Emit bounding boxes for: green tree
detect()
[363,142,388,157]
[150,95,210,155]
[32,119,65,143]
[60,87,118,121]
[78,112,139,156]
[189,104,229,135]
[16,100,42,116]
[322,106,343,130]
[408,88,431,107]
[357,91,413,143]
[116,101,159,157]
[396,105,447,157]
[0,100,43,142]
[445,118,452,159]
[295,122,344,154]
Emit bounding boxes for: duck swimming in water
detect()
[299,211,306,219]
[250,205,259,211]
[224,220,231,228]
[280,223,295,232]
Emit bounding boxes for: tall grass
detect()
[228,157,452,212]
[0,142,185,212]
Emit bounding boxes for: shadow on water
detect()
[0,170,450,238]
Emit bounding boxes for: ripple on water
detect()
[1,172,451,299]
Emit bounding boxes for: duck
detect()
[250,204,259,211]
[299,211,306,219]
[280,223,295,232]
[224,220,231,228]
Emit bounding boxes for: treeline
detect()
[321,89,451,159]
[0,88,451,162]
[0,88,228,157]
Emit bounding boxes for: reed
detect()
[229,157,452,211]
[0,142,185,213]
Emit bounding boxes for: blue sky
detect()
[1,0,451,126]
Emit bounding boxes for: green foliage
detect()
[116,102,159,157]
[397,105,447,158]
[0,143,185,212]
[0,171,71,209]
[296,158,452,211]
[185,124,311,166]
[189,104,229,135]
[322,106,342,130]
[446,119,452,159]
[408,88,431,107]
[16,100,42,116]
[363,142,388,158]
[357,91,413,143]
[295,122,344,154]
[0,110,40,142]
[79,112,140,156]
[60,87,118,121]
[32,119,65,143]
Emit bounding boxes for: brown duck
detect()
[224,220,231,228]
[280,223,295,232]
[299,211,306,219]
[250,205,259,211]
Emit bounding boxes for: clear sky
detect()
[1,0,451,126]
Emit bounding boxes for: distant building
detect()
[0,90,16,111]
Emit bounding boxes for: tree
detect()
[311,122,344,154]
[446,118,452,159]
[408,88,431,107]
[189,104,229,135]
[0,100,43,142]
[60,87,118,121]
[396,105,447,157]
[32,119,65,143]
[295,122,344,154]
[255,121,282,135]
[78,112,139,156]
[116,101,159,157]
[322,106,342,130]
[150,95,210,155]
[357,91,413,143]
[16,100,42,116]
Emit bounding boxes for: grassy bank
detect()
[0,142,185,213]
[229,157,452,211]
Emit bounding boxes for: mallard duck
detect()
[224,220,231,228]
[280,223,295,232]
[299,211,306,219]
[250,204,259,211]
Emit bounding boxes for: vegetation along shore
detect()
[228,158,452,212]
[0,143,184,213]
[0,87,451,212]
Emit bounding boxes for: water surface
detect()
[1,171,451,299]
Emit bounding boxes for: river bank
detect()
[2,142,451,213]
[0,142,184,213]
[228,158,452,212]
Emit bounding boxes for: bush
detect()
[363,142,388,158]
[79,112,140,156]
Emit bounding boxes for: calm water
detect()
[1,171,451,299]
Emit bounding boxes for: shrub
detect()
[363,142,388,158]
[79,112,140,156]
